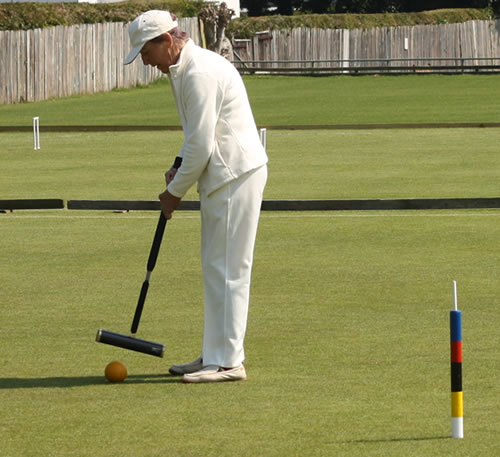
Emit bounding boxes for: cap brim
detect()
[124,45,143,65]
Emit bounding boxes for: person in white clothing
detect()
[125,10,268,383]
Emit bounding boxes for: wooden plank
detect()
[0,32,5,102]
[2,197,500,213]
[6,31,12,102]
[65,198,500,212]
[1,122,499,134]
[115,22,123,89]
[262,198,500,211]
[18,31,25,101]
[0,199,64,210]
[494,19,500,59]
[67,200,199,211]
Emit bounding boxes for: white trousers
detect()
[199,165,267,367]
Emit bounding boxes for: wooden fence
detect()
[232,19,500,73]
[0,18,200,105]
[1,18,499,104]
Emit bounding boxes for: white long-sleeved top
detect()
[167,40,268,198]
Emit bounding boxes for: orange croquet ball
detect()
[105,361,128,382]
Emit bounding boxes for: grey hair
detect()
[151,27,189,44]
[169,27,189,42]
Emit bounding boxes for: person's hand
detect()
[159,189,181,220]
[165,167,177,185]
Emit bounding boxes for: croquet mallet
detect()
[96,212,166,357]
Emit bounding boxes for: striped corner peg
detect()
[450,281,464,438]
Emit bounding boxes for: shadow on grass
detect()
[0,373,182,389]
[342,435,450,443]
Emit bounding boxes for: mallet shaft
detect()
[130,212,166,334]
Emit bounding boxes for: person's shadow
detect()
[0,373,181,389]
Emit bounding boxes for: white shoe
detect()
[168,357,203,376]
[182,365,247,384]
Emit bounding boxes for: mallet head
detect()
[96,329,165,358]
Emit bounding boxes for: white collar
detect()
[168,39,195,78]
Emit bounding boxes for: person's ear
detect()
[163,32,173,47]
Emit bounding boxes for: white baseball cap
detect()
[124,10,178,65]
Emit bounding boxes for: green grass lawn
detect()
[0,74,499,126]
[1,210,500,456]
[2,128,500,201]
[1,73,500,456]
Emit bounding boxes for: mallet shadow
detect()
[0,373,182,389]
